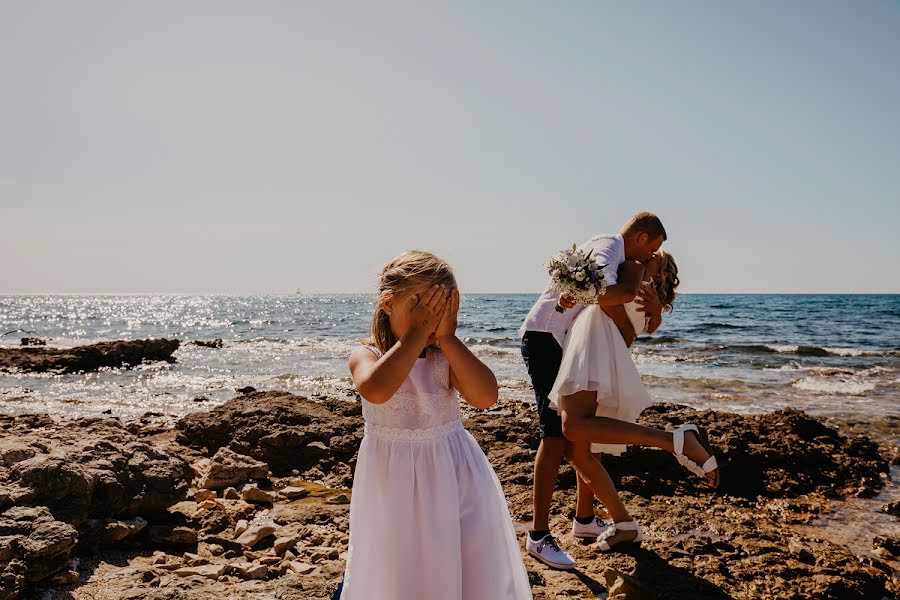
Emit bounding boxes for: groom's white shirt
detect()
[519,233,626,348]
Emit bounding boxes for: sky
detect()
[1,1,899,294]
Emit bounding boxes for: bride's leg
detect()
[565,441,639,548]
[561,390,672,449]
[564,441,597,519]
[560,391,717,486]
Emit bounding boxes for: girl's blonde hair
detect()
[369,251,456,353]
[655,250,679,312]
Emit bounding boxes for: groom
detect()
[518,212,666,569]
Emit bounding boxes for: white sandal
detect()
[592,519,643,552]
[671,424,719,486]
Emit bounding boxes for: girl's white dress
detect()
[340,346,533,600]
[548,292,654,456]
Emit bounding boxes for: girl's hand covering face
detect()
[435,288,459,339]
[409,284,449,336]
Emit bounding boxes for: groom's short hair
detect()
[623,212,667,241]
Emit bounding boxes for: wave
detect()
[638,335,680,345]
[688,322,747,331]
[728,344,896,358]
[468,344,521,359]
[792,376,876,396]
[463,336,518,348]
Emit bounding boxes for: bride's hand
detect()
[635,285,662,315]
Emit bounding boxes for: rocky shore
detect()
[0,340,181,374]
[1,390,897,599]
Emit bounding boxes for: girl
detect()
[550,250,719,552]
[340,251,532,600]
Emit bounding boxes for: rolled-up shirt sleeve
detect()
[580,235,624,286]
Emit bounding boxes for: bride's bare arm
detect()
[602,305,637,347]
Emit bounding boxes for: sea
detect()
[1,294,897,436]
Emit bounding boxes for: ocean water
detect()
[0,294,897,445]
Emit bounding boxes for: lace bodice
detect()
[360,346,461,431]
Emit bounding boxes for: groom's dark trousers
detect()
[520,331,565,439]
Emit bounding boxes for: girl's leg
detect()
[560,390,718,486]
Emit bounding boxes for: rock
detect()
[20,338,46,346]
[49,569,79,585]
[192,339,223,349]
[873,536,898,558]
[236,386,256,394]
[173,564,229,579]
[279,486,309,500]
[603,569,654,600]
[207,543,224,556]
[197,499,218,510]
[234,524,276,548]
[223,487,240,500]
[0,415,191,596]
[326,493,350,505]
[288,561,317,575]
[175,392,362,477]
[241,484,276,506]
[231,561,267,579]
[0,416,191,521]
[0,505,78,596]
[0,339,180,374]
[198,447,269,490]
[148,525,198,545]
[182,551,207,565]
[81,516,147,546]
[195,489,216,502]
[881,500,899,518]
[273,536,298,555]
[234,520,249,537]
[787,538,816,564]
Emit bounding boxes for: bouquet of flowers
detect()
[546,244,607,313]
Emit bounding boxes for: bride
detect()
[550,250,720,552]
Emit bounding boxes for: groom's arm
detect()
[594,260,644,306]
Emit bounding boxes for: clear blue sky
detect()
[2,1,898,294]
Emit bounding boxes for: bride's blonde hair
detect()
[655,250,679,313]
[369,251,456,353]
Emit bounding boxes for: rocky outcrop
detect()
[0,339,180,373]
[0,414,192,597]
[175,391,363,480]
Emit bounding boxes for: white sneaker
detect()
[572,516,609,539]
[525,533,576,570]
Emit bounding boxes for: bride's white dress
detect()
[548,292,654,455]
[340,346,532,600]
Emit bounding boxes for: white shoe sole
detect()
[527,549,576,570]
[572,531,602,539]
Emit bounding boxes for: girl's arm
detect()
[436,289,498,409]
[349,285,448,404]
